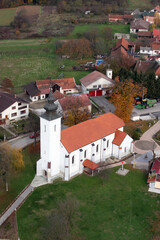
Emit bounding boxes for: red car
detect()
[29,132,40,139]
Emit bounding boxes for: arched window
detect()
[96,145,99,152]
[84,150,87,158]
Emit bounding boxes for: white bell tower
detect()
[36,90,61,182]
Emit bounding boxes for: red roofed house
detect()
[80,70,115,97]
[108,14,133,23]
[36,93,133,182]
[24,78,78,102]
[130,19,149,33]
[0,92,29,125]
[55,94,91,116]
[111,38,135,61]
[153,29,160,38]
[148,158,160,194]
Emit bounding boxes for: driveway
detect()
[90,96,115,113]
[133,120,160,154]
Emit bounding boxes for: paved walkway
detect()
[90,96,115,113]
[0,185,34,226]
[133,120,160,154]
[1,125,17,137]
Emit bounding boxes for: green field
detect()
[0,38,92,92]
[17,166,160,240]
[128,0,152,10]
[69,23,130,38]
[0,22,130,92]
[0,8,17,26]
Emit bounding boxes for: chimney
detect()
[106,68,113,79]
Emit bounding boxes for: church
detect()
[36,91,133,182]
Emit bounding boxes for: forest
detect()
[0,0,129,13]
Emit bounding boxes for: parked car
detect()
[29,132,40,139]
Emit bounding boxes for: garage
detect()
[96,90,102,96]
[89,91,96,96]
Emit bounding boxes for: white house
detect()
[80,70,115,97]
[24,78,78,102]
[36,92,133,182]
[0,92,29,124]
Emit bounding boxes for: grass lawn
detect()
[127,0,152,10]
[0,38,91,92]
[0,146,39,213]
[17,165,160,240]
[0,8,17,26]
[0,127,12,139]
[69,23,130,38]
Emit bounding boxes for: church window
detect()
[107,140,109,148]
[84,150,87,158]
[54,125,56,132]
[96,144,99,152]
[44,125,46,132]
[72,156,75,164]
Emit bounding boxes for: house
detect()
[0,92,29,124]
[54,94,91,116]
[140,46,152,55]
[24,78,78,102]
[80,70,114,97]
[153,29,160,38]
[150,5,160,14]
[137,31,152,39]
[134,60,160,78]
[130,19,149,33]
[111,37,135,57]
[143,11,155,24]
[148,158,160,194]
[36,92,133,182]
[108,14,133,23]
[114,33,130,40]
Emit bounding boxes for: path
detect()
[90,96,115,113]
[0,185,34,226]
[133,120,160,154]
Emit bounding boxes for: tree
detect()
[63,97,91,126]
[0,77,14,93]
[110,79,147,122]
[28,112,40,146]
[98,168,111,186]
[40,196,82,240]
[102,27,113,41]
[57,39,92,59]
[0,144,24,190]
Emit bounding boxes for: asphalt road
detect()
[133,102,160,115]
[8,135,39,149]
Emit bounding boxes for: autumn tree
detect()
[0,144,24,191]
[102,26,113,41]
[154,12,160,27]
[57,38,92,59]
[0,77,14,93]
[63,96,91,126]
[110,79,147,122]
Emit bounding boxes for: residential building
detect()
[80,70,114,97]
[143,11,155,24]
[134,60,160,78]
[0,92,29,124]
[54,94,91,116]
[24,78,78,102]
[130,19,149,33]
[137,31,152,39]
[108,14,133,23]
[148,158,160,194]
[114,33,130,40]
[111,37,135,57]
[36,92,133,182]
[153,29,160,38]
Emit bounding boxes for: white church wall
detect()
[87,77,113,90]
[40,116,61,177]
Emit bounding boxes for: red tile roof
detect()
[112,130,127,146]
[80,70,114,87]
[61,112,125,153]
[147,175,156,183]
[152,43,160,50]
[53,90,64,100]
[152,159,160,174]
[116,37,129,50]
[83,159,99,170]
[36,78,76,90]
[58,94,91,111]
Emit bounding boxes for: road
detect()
[6,134,39,149]
[133,102,160,115]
